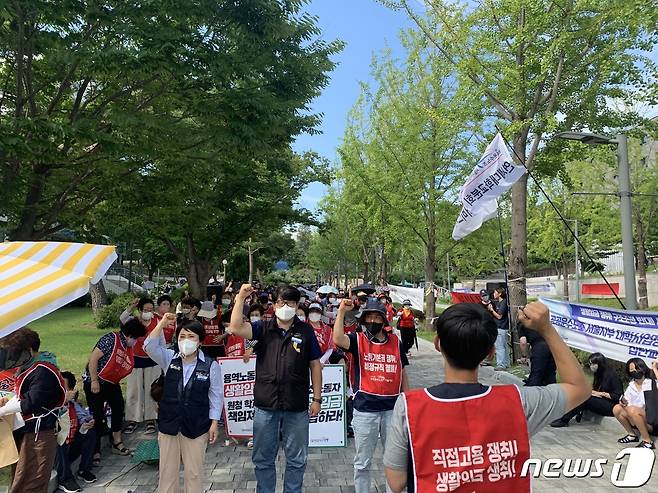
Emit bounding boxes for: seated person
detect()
[613,358,658,449]
[57,371,97,493]
[551,352,623,427]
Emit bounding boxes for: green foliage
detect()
[95,292,134,330]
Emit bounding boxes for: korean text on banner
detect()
[218,357,256,438]
[218,359,346,447]
[308,364,346,448]
[540,298,658,364]
[452,134,525,240]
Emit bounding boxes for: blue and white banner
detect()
[452,133,525,240]
[541,298,658,364]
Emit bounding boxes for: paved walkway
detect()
[81,339,657,492]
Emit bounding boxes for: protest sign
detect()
[541,298,658,363]
[308,364,346,448]
[218,359,346,447]
[218,357,256,438]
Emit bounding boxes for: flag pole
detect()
[494,125,626,310]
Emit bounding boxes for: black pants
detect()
[560,396,615,423]
[400,327,416,354]
[525,342,557,386]
[84,379,125,453]
[56,429,96,480]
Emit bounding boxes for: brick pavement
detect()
[79,338,657,492]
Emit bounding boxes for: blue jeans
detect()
[352,409,393,493]
[495,329,509,368]
[252,407,309,493]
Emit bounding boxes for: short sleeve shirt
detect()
[347,332,409,412]
[83,332,124,381]
[383,382,567,487]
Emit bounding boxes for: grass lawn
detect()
[29,307,106,377]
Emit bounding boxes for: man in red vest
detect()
[383,301,591,493]
[334,298,409,493]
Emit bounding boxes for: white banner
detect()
[218,359,346,447]
[219,357,256,438]
[541,298,658,364]
[452,133,525,240]
[388,285,424,312]
[308,365,347,448]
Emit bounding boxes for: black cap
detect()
[356,299,389,325]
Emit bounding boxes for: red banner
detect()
[581,283,619,296]
[451,292,483,304]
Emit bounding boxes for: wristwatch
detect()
[312,397,322,404]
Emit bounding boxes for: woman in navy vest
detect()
[144,313,222,493]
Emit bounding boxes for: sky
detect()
[291,2,658,215]
[292,0,415,213]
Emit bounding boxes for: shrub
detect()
[95,293,135,330]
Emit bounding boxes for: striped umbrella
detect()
[0,241,117,337]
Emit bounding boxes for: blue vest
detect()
[158,356,212,439]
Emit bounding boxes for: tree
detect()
[334,29,483,320]
[390,0,658,317]
[0,0,199,239]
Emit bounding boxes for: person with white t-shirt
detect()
[613,358,658,449]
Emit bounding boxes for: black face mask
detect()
[0,347,32,370]
[630,370,645,380]
[363,322,385,339]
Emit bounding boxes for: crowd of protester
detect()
[0,282,656,493]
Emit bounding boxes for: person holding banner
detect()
[229,284,323,493]
[144,313,222,493]
[333,298,409,493]
[383,301,590,493]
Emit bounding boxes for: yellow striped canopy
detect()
[0,242,117,336]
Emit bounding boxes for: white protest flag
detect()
[452,133,525,240]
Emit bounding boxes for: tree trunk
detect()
[424,240,436,326]
[509,133,529,361]
[90,281,108,314]
[635,210,649,309]
[186,260,212,300]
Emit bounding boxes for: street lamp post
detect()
[222,259,228,284]
[556,132,637,310]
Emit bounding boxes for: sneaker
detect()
[59,478,82,493]
[77,470,97,483]
[550,418,568,428]
[637,440,655,449]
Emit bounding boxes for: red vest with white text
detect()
[98,332,134,384]
[404,385,530,493]
[15,361,66,420]
[202,317,225,347]
[355,331,402,398]
[225,334,246,357]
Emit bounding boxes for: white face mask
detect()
[141,311,154,321]
[250,315,261,323]
[309,313,322,323]
[328,297,336,304]
[297,314,306,322]
[179,339,199,356]
[181,308,191,315]
[275,304,296,322]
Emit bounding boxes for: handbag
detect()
[643,377,658,429]
[150,371,165,402]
